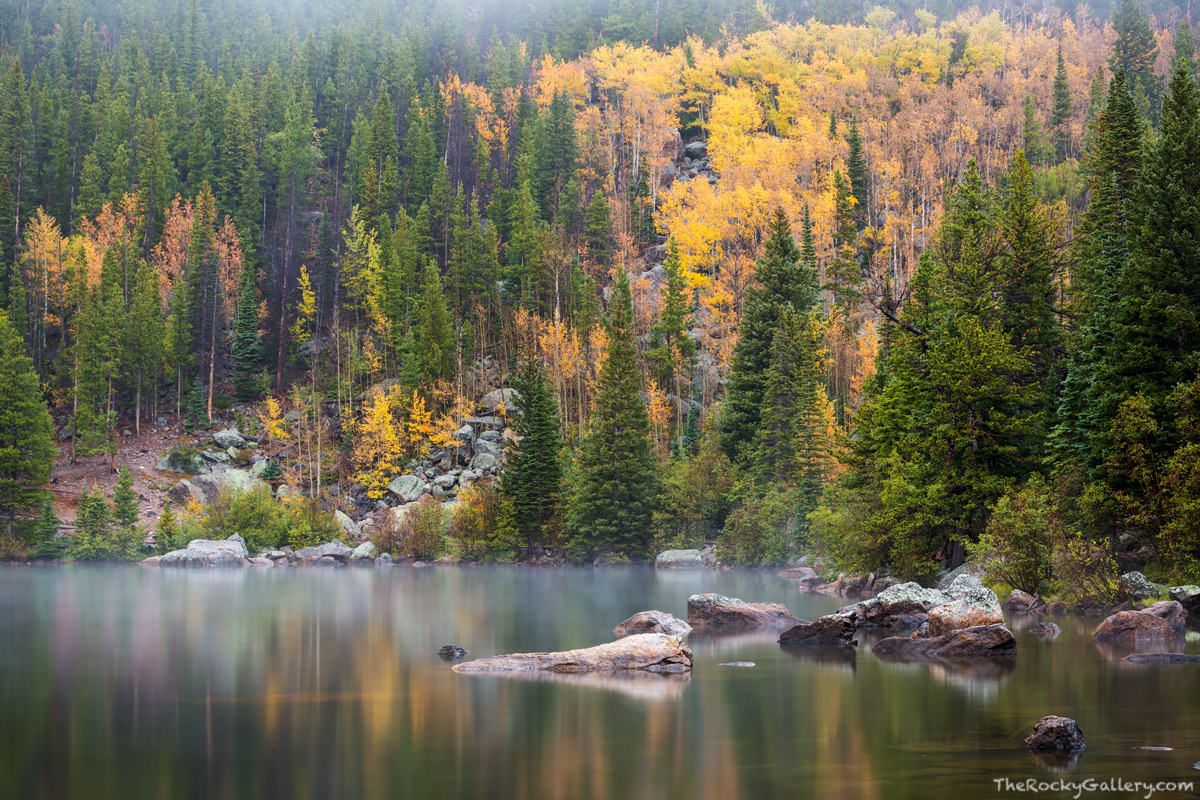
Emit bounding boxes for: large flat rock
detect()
[453,633,692,673]
[687,593,803,628]
[872,624,1016,659]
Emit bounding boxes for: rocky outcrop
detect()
[1094,606,1184,646]
[452,633,692,673]
[613,610,692,638]
[832,582,952,630]
[686,594,804,628]
[655,548,714,569]
[479,388,517,415]
[924,575,1004,636]
[156,534,249,567]
[1122,653,1200,664]
[1169,585,1200,614]
[872,624,1016,659]
[1025,716,1086,754]
[212,428,247,449]
[1119,571,1161,601]
[388,474,425,503]
[778,615,855,646]
[294,540,354,562]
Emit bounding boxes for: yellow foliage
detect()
[352,391,405,499]
[258,397,290,442]
[403,390,435,459]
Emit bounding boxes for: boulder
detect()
[924,575,1004,636]
[1122,653,1200,665]
[433,474,457,489]
[1119,571,1159,601]
[1032,622,1062,639]
[473,439,503,458]
[349,541,378,563]
[454,424,476,448]
[1093,608,1181,646]
[872,624,1016,658]
[439,645,469,660]
[683,140,708,159]
[1025,716,1086,754]
[478,430,501,444]
[464,416,504,431]
[479,388,517,415]
[686,593,804,628]
[248,459,269,479]
[655,549,712,569]
[470,453,498,471]
[613,610,692,638]
[1142,600,1187,637]
[168,479,207,507]
[377,552,394,566]
[779,615,854,646]
[1169,585,1200,614]
[453,633,692,673]
[246,556,275,567]
[294,540,354,562]
[388,474,424,503]
[158,534,249,567]
[276,484,303,503]
[156,450,205,474]
[334,510,360,539]
[212,428,247,449]
[1005,589,1040,614]
[833,582,952,630]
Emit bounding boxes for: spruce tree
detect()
[1177,20,1197,78]
[411,260,454,386]
[1050,43,1074,162]
[1022,94,1052,166]
[231,271,263,401]
[648,238,696,390]
[582,189,613,267]
[0,312,55,539]
[721,208,815,462]
[502,356,563,556]
[1109,0,1161,119]
[568,270,659,559]
[112,467,139,532]
[846,117,867,225]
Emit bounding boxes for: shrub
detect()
[285,498,342,550]
[716,485,795,566]
[163,444,202,473]
[259,461,281,481]
[199,487,291,552]
[967,475,1058,595]
[67,487,141,562]
[370,509,405,556]
[1052,533,1119,609]
[449,480,517,561]
[651,430,736,552]
[399,496,446,560]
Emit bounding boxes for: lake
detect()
[2,566,1198,799]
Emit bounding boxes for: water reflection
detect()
[3,566,1200,800]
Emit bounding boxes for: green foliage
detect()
[0,312,56,538]
[653,419,736,551]
[231,273,264,401]
[68,486,140,562]
[195,487,340,553]
[501,357,563,556]
[398,496,446,560]
[259,461,281,481]
[449,479,517,561]
[567,270,659,560]
[156,503,182,551]
[1052,533,1120,609]
[716,485,795,566]
[1109,0,1161,119]
[967,475,1060,595]
[112,468,139,533]
[184,380,208,432]
[1050,43,1074,162]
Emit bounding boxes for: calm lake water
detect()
[2,566,1199,799]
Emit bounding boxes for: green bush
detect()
[449,480,517,561]
[1052,533,1119,609]
[194,488,340,553]
[67,487,141,562]
[398,496,446,560]
[967,475,1058,595]
[716,485,795,566]
[652,429,736,552]
[163,444,202,473]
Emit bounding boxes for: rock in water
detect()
[1032,622,1062,639]
[1142,601,1187,637]
[718,662,755,668]
[1005,589,1039,614]
[924,575,1004,636]
[294,541,354,562]
[453,633,692,673]
[779,615,855,646]
[1168,585,1200,614]
[613,610,692,638]
[157,534,248,567]
[1122,653,1200,665]
[1025,716,1086,754]
[1118,571,1159,601]
[438,645,469,660]
[1093,608,1182,646]
[655,549,713,569]
[686,594,803,628]
[872,624,1016,658]
[833,582,952,630]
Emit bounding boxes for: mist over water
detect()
[2,566,1198,799]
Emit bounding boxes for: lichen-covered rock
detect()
[614,610,692,638]
[686,594,803,628]
[212,428,246,449]
[924,575,1004,636]
[294,540,354,562]
[1093,608,1181,646]
[334,510,360,539]
[1005,589,1039,614]
[453,633,692,673]
[158,534,248,567]
[349,541,378,562]
[168,479,207,507]
[655,549,713,569]
[479,388,517,415]
[872,624,1016,659]
[778,615,854,646]
[1119,571,1160,601]
[388,474,424,503]
[1169,585,1200,614]
[1025,716,1086,753]
[276,484,303,502]
[834,582,951,630]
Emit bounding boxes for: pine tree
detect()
[231,271,263,401]
[582,189,613,267]
[75,151,104,225]
[112,467,139,532]
[648,238,696,390]
[502,356,563,556]
[410,260,454,386]
[1022,94,1052,166]
[846,116,868,226]
[1177,20,1198,78]
[68,487,113,561]
[1109,0,1161,119]
[156,502,178,551]
[1050,43,1074,162]
[721,208,816,461]
[0,312,55,539]
[568,270,659,559]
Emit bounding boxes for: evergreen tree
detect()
[846,117,868,225]
[0,312,55,539]
[1177,20,1197,78]
[1022,94,1052,166]
[502,356,563,556]
[568,270,659,559]
[721,208,816,461]
[75,151,104,225]
[157,502,178,550]
[582,189,613,267]
[112,467,139,532]
[231,271,263,401]
[1109,0,1161,119]
[1051,43,1074,162]
[648,238,696,390]
[409,260,454,386]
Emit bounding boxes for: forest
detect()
[1,0,1199,602]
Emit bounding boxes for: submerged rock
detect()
[1122,653,1200,665]
[1025,716,1086,754]
[718,662,755,668]
[452,633,692,673]
[157,534,248,567]
[1032,622,1062,639]
[613,610,692,638]
[1094,607,1183,646]
[438,645,469,660]
[686,594,803,628]
[872,624,1016,659]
